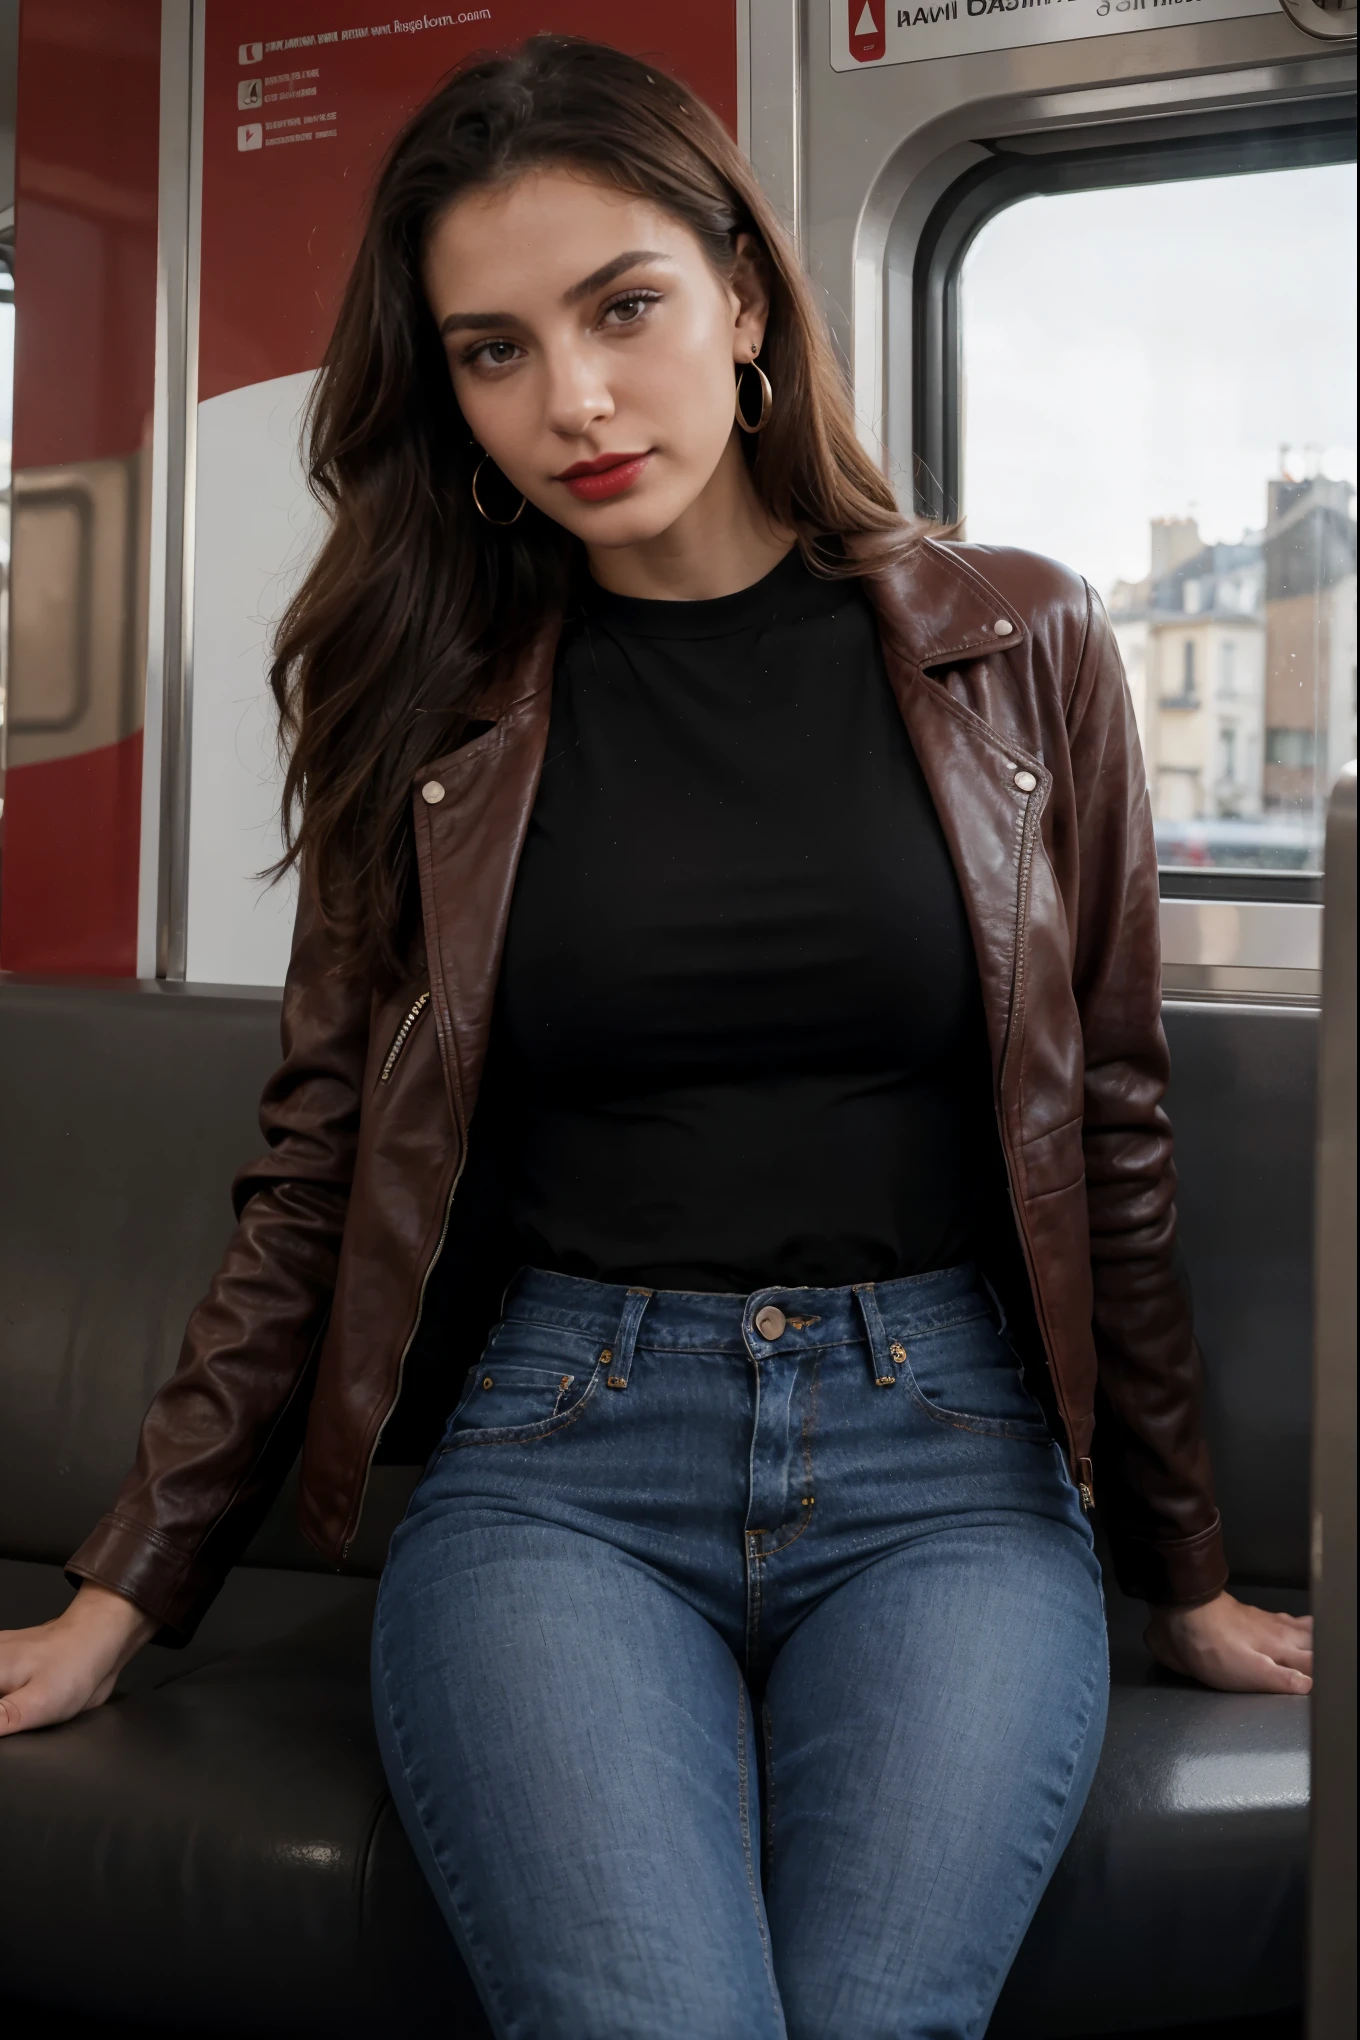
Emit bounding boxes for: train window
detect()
[953,156,1357,882]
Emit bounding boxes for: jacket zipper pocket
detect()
[994,769,1089,1499]
[380,990,431,1082]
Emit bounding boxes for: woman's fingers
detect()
[0,1614,130,1736]
[0,1670,67,1736]
[1262,1629,1314,1675]
[1235,1649,1312,1696]
[1144,1591,1315,1694]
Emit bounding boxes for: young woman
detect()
[0,36,1312,2040]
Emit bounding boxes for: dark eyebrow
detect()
[438,309,517,336]
[562,249,671,305]
[438,249,671,337]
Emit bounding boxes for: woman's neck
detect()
[585,434,796,602]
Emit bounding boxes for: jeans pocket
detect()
[894,1314,1052,1443]
[442,1331,603,1450]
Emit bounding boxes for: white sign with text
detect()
[832,0,1280,70]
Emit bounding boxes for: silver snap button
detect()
[1013,769,1038,794]
[421,780,446,805]
[993,618,1014,636]
[754,1305,787,1341]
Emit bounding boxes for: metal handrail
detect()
[1309,759,1357,2040]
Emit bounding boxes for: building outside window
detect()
[960,161,1356,872]
[1220,640,1237,697]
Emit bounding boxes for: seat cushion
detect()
[0,1596,489,2038]
[0,1579,1305,2035]
[995,1683,1308,2033]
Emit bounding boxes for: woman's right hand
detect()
[0,1582,157,1737]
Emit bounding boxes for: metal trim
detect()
[1160,897,1324,969]
[1160,896,1324,1004]
[1161,964,1321,1004]
[142,0,203,983]
[140,1,190,976]
[1281,0,1358,41]
[909,105,1357,522]
[1309,759,1357,2040]
[736,0,752,157]
[748,0,803,245]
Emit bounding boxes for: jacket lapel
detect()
[411,620,557,1135]
[862,544,1050,1098]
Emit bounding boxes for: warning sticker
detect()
[832,0,1279,69]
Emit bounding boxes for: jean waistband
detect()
[501,1262,992,1366]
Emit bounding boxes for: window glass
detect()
[959,163,1358,873]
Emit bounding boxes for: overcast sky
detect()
[959,161,1359,598]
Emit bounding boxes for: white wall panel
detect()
[184,369,317,985]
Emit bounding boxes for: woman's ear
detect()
[730,231,772,361]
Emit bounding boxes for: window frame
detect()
[910,102,1357,911]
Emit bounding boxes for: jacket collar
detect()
[860,538,1029,674]
[475,613,560,720]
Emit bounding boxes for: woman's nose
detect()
[542,346,615,438]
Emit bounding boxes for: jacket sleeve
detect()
[1066,582,1229,1607]
[65,892,370,1639]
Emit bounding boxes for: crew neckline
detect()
[580,542,852,640]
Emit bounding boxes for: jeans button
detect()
[754,1305,787,1341]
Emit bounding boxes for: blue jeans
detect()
[373,1264,1108,2040]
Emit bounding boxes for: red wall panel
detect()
[0,733,144,975]
[1,0,161,975]
[200,2,738,402]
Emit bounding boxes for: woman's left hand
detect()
[1144,1590,1313,1693]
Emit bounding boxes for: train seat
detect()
[0,978,1313,2035]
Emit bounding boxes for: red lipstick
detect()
[555,452,652,502]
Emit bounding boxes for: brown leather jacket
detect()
[69,540,1229,1633]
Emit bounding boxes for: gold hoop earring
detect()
[471,454,526,526]
[734,357,774,435]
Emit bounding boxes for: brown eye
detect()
[602,291,659,328]
[463,338,521,371]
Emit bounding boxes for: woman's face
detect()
[422,167,769,552]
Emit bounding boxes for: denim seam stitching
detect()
[761,1699,777,1876]
[902,1385,1053,1443]
[736,1678,780,2016]
[745,1546,763,1672]
[441,1370,601,1451]
[373,1608,517,2040]
[959,1651,1104,2039]
[747,1509,817,1560]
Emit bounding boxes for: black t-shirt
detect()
[492,545,1003,1293]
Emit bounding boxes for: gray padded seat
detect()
[0,979,1313,2034]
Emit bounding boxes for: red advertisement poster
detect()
[201,4,739,402]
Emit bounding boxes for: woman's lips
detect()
[556,453,652,502]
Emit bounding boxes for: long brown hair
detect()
[271,35,916,987]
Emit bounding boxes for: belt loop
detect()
[604,1287,653,1391]
[852,1284,899,1389]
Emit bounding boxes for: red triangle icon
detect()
[849,0,886,61]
